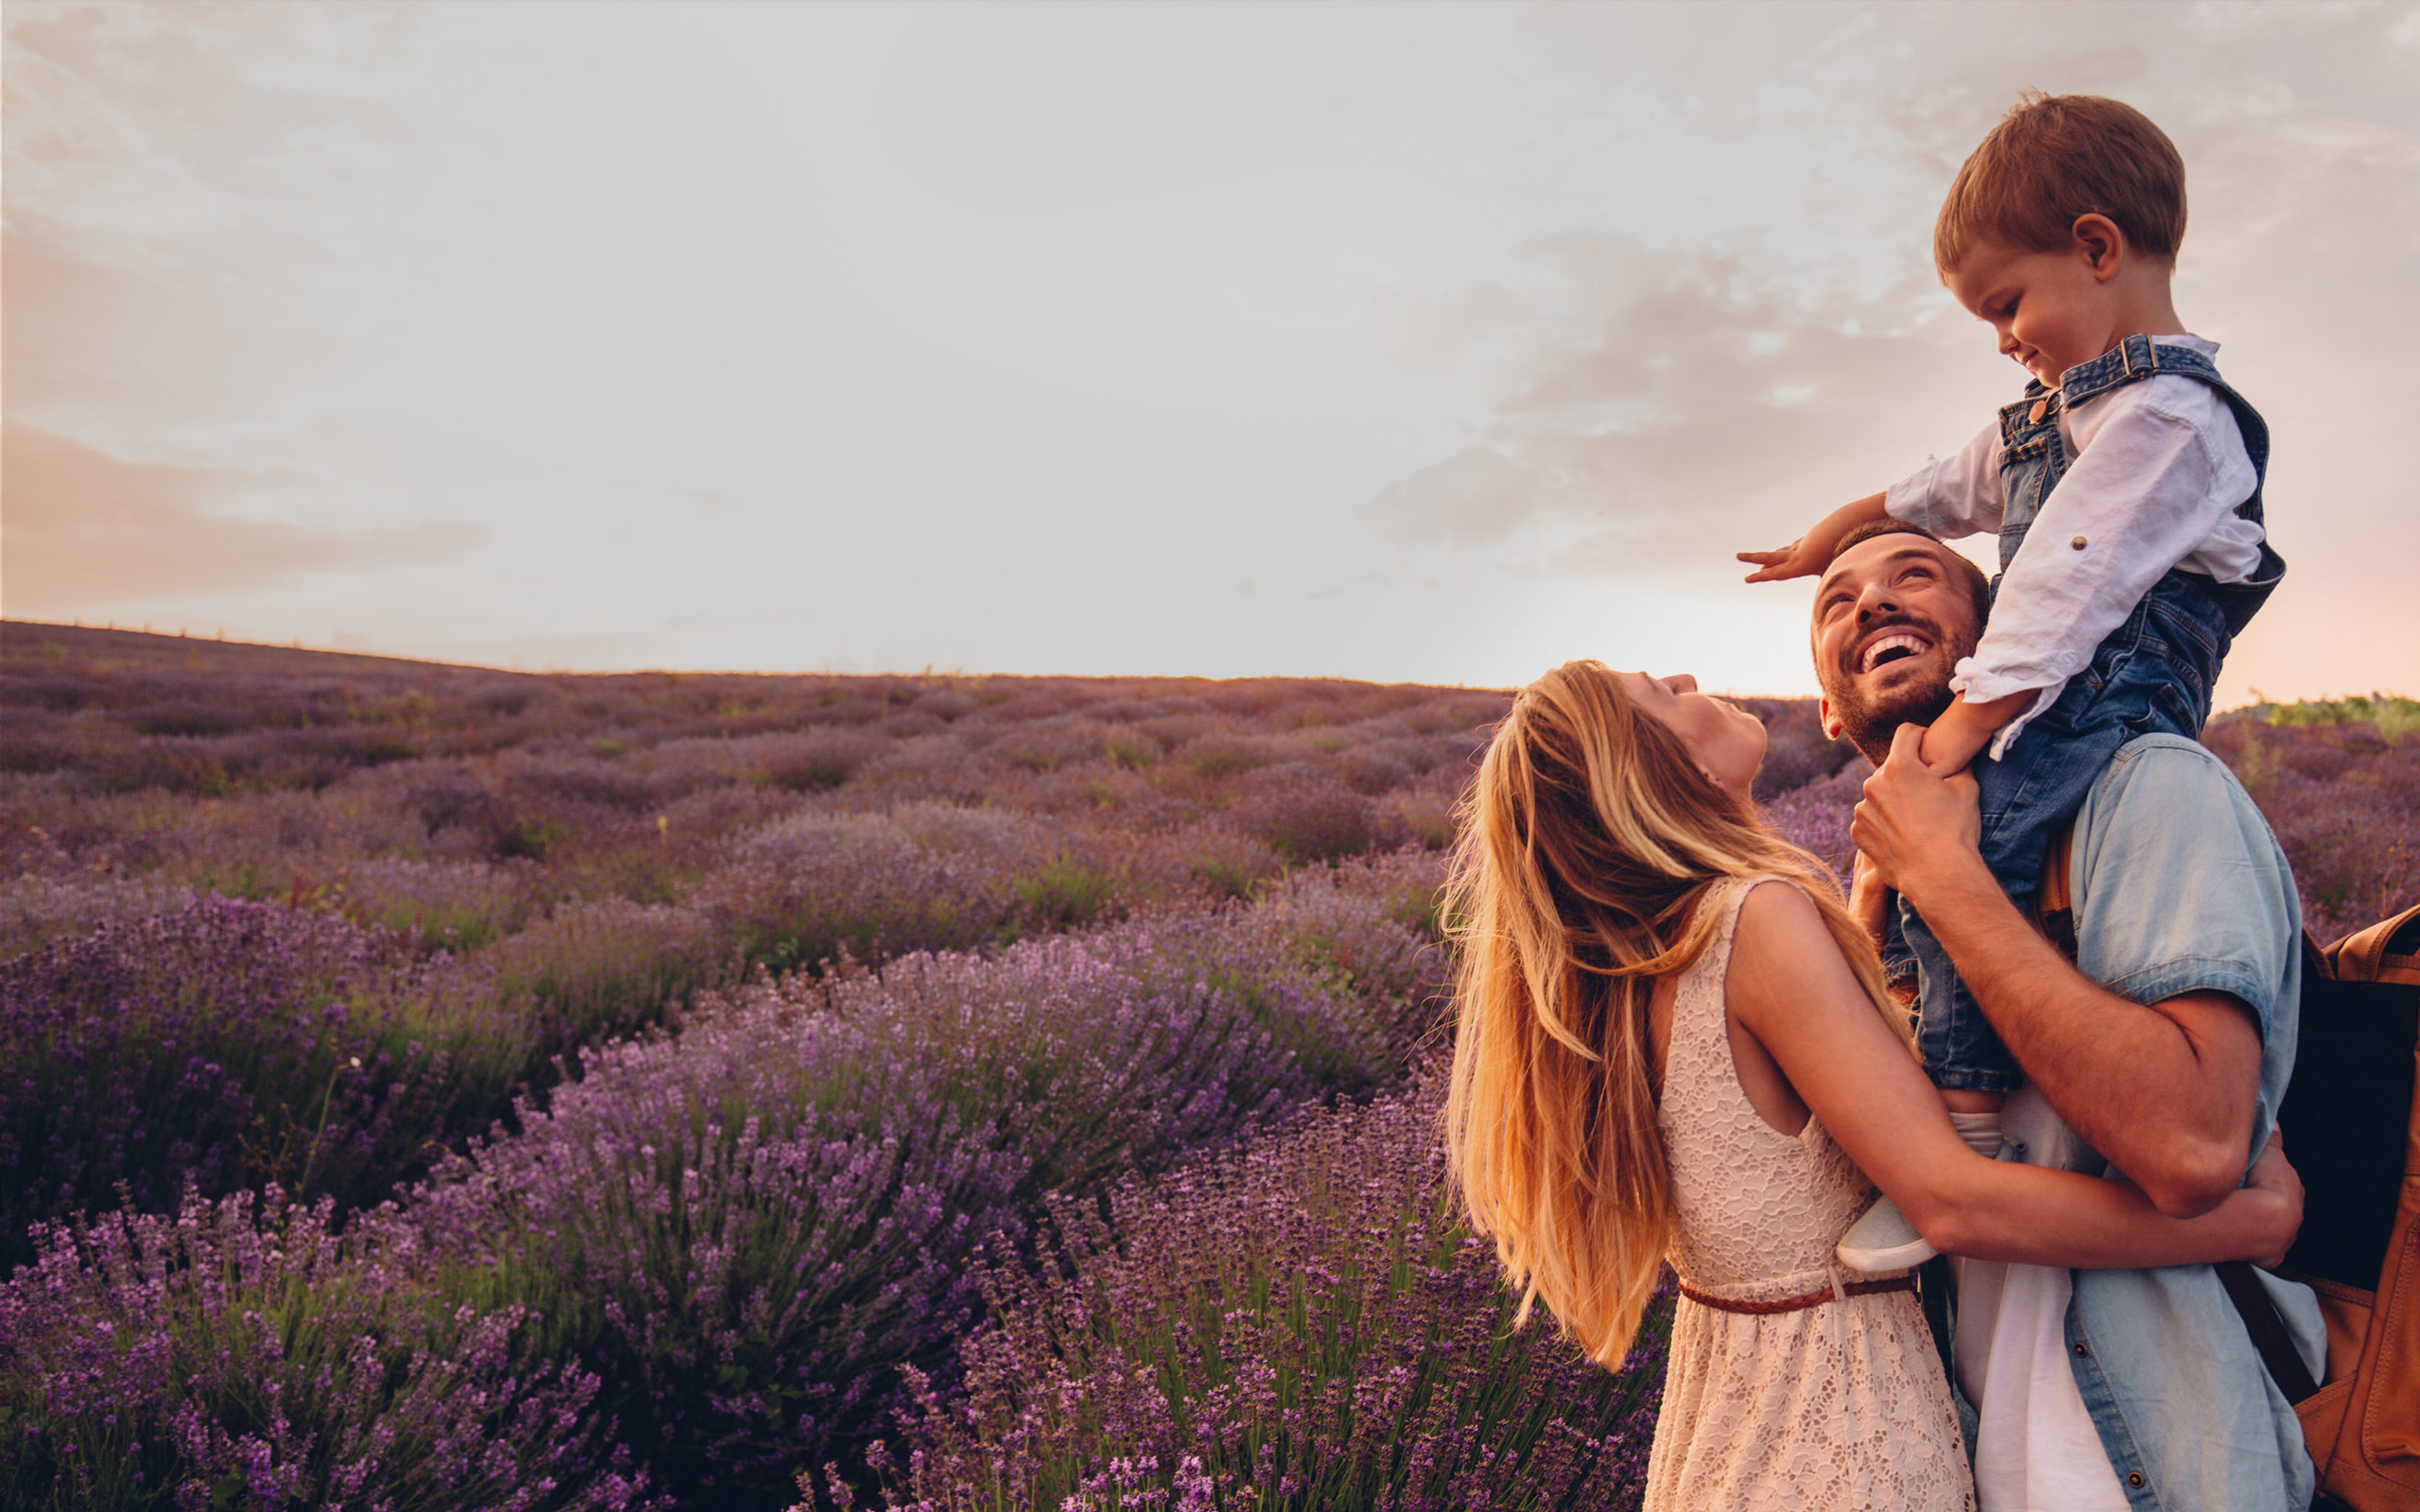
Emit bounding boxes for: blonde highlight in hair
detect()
[1441,661,1907,1366]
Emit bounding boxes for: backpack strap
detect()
[2215,1260,2322,1404]
[2326,902,2420,986]
[2033,820,2079,959]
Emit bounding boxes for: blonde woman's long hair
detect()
[1442,661,1906,1366]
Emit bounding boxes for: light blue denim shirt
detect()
[2053,733,2323,1511]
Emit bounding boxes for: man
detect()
[1810,518,2324,1512]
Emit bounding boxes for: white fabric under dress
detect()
[1641,877,1977,1512]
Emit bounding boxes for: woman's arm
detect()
[1723,880,2298,1268]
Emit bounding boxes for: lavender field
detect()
[2,621,2411,1512]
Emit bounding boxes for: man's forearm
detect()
[1902,854,2258,1215]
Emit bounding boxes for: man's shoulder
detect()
[2075,732,2282,903]
[2083,732,2254,816]
[2071,731,2290,934]
[2097,730,2240,777]
[2070,732,2300,1022]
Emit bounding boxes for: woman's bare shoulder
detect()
[1726,877,1858,1022]
[1734,874,1829,946]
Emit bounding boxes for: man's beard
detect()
[1821,614,1972,765]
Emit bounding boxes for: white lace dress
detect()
[1642,877,1976,1512]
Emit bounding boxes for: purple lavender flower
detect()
[0,899,524,1264]
[877,1082,1668,1512]
[0,1185,659,1510]
[399,874,1447,1503]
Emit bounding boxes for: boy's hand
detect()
[1737,537,1827,583]
[1738,491,1890,585]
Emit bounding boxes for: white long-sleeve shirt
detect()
[1884,335,2265,758]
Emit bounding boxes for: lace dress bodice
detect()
[1641,877,1975,1512]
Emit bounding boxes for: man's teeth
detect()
[1858,633,1929,673]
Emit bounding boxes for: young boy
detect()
[1738,93,2285,1269]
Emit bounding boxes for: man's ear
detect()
[1819,695,1843,741]
[2072,213,2125,281]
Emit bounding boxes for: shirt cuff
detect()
[2097,957,2273,1028]
[1883,469,1936,528]
[1949,659,2065,761]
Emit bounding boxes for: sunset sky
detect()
[7,1,2416,700]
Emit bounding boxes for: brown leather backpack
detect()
[2268,905,2420,1512]
[2039,818,2420,1511]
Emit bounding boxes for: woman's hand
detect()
[1848,850,1892,947]
[2240,1129,2304,1269]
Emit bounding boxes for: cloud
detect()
[1,420,480,615]
[1362,4,2420,609]
[1359,248,2007,580]
[1362,445,1544,545]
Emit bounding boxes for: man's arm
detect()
[1852,725,2264,1217]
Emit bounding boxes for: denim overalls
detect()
[1902,333,2287,1091]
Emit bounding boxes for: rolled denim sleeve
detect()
[2066,734,2302,1156]
[2068,735,2300,1031]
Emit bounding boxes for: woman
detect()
[1441,662,2298,1512]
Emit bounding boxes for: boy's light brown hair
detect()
[1934,92,2187,274]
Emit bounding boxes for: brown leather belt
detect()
[1677,1273,1917,1314]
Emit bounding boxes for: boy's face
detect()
[1944,224,2132,389]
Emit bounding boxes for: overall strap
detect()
[2048,334,2286,634]
[2058,334,2273,518]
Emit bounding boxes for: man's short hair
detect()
[1934,93,2186,273]
[1829,517,1993,632]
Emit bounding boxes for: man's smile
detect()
[1851,625,1937,676]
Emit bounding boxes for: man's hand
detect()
[1851,723,1983,902]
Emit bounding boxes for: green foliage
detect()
[488,898,737,1063]
[1012,858,1122,931]
[2236,723,2274,792]
[1102,734,1156,771]
[497,817,575,863]
[1187,747,1263,780]
[2259,692,2420,741]
[769,757,851,792]
[1190,850,1270,902]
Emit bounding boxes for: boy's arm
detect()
[1916,688,2040,772]
[1742,419,2005,583]
[1739,491,1888,583]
